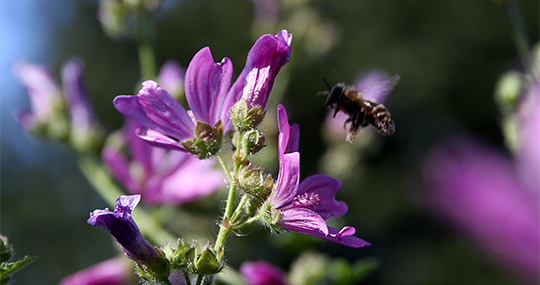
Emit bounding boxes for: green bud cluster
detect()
[162,239,224,282]
[230,100,267,164]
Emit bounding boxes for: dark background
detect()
[1,0,538,283]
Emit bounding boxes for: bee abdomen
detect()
[372,107,395,136]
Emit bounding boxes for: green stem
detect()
[77,155,176,243]
[214,131,245,254]
[195,274,204,285]
[229,194,249,224]
[502,0,538,78]
[182,269,192,285]
[235,207,265,230]
[137,38,157,80]
[215,153,232,183]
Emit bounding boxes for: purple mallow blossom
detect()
[12,61,64,130]
[425,139,539,281]
[240,260,287,285]
[157,60,185,98]
[270,105,371,248]
[61,58,101,147]
[88,195,162,264]
[102,120,223,205]
[113,30,291,151]
[14,58,101,148]
[227,29,292,112]
[424,78,539,281]
[61,58,97,134]
[59,257,131,285]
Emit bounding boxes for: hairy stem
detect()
[229,194,249,225]
[214,131,245,254]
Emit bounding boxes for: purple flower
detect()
[12,61,63,130]
[88,195,162,264]
[424,138,539,281]
[113,30,292,151]
[227,30,292,113]
[61,58,97,130]
[250,0,281,27]
[61,58,101,147]
[270,105,371,248]
[102,120,224,205]
[240,260,287,285]
[14,58,101,149]
[515,79,540,194]
[157,60,185,98]
[59,257,131,285]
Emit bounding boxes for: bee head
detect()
[325,83,345,107]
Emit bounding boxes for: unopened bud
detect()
[238,168,264,194]
[185,242,223,275]
[231,99,265,133]
[0,235,12,263]
[242,129,266,155]
[164,239,191,268]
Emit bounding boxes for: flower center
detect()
[292,192,320,209]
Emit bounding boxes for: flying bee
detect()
[320,73,399,142]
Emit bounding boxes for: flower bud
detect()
[0,235,12,263]
[495,71,523,114]
[185,242,223,275]
[88,195,170,281]
[242,129,266,155]
[237,167,265,195]
[165,239,192,268]
[231,99,265,133]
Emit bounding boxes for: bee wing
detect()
[355,72,400,103]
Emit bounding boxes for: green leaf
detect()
[0,256,37,281]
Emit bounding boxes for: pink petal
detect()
[135,128,185,152]
[321,226,372,248]
[279,207,329,236]
[272,152,300,209]
[297,174,348,220]
[185,47,233,128]
[113,80,194,142]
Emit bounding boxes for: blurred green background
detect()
[1,0,538,284]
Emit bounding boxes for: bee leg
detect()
[346,112,361,143]
[332,103,340,117]
[344,115,353,129]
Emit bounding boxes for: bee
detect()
[320,74,399,142]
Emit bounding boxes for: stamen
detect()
[292,192,320,209]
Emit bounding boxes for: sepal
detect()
[165,239,192,268]
[181,121,223,159]
[136,247,171,283]
[185,242,223,275]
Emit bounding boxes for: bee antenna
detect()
[322,78,331,90]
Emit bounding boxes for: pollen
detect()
[292,192,320,209]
